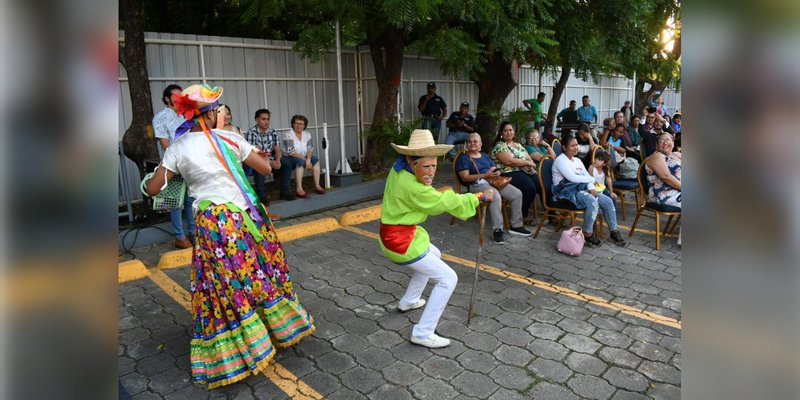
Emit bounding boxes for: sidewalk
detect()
[119,166,680,399]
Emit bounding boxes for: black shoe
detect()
[610,230,627,246]
[508,226,532,237]
[279,192,296,201]
[585,234,602,247]
[492,229,505,245]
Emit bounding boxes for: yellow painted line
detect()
[340,204,382,226]
[276,217,340,242]
[147,268,323,399]
[157,249,193,270]
[341,225,681,329]
[119,260,150,283]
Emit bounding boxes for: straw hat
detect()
[391,129,453,157]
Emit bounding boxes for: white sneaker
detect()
[410,333,451,348]
[397,299,426,312]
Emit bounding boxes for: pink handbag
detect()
[557,227,585,256]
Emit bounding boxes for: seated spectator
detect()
[218,104,242,135]
[603,123,641,162]
[575,123,601,168]
[491,121,540,225]
[524,128,556,166]
[628,115,643,148]
[456,133,528,244]
[244,109,295,202]
[557,100,577,123]
[587,151,617,200]
[444,102,476,159]
[639,113,657,157]
[552,134,626,247]
[282,114,325,198]
[670,113,681,134]
[646,131,682,244]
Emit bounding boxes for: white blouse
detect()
[282,130,313,157]
[162,129,254,212]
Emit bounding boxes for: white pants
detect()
[399,244,458,338]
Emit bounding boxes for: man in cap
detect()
[380,129,493,348]
[418,82,448,139]
[152,84,195,249]
[444,101,476,159]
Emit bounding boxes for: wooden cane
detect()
[467,202,488,325]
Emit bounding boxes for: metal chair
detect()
[534,156,602,238]
[551,139,562,156]
[628,155,681,250]
[607,145,640,221]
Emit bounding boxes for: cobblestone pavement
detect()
[120,188,681,399]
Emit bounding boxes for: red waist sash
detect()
[379,223,416,255]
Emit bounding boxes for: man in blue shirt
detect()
[577,95,598,124]
[418,82,447,139]
[444,102,476,158]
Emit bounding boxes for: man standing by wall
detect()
[418,82,447,140]
[577,95,598,125]
[153,84,195,249]
[444,102,476,159]
[244,109,295,203]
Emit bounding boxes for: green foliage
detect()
[366,118,422,168]
[484,107,534,145]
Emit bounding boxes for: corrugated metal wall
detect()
[120,32,681,203]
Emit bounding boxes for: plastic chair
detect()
[551,139,562,156]
[607,145,640,221]
[628,155,681,250]
[451,150,509,229]
[534,156,602,238]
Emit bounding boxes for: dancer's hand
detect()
[483,190,495,202]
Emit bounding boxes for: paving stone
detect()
[472,301,504,318]
[276,356,316,378]
[559,333,602,354]
[495,311,531,329]
[365,292,395,305]
[557,318,596,336]
[527,323,565,341]
[119,356,136,376]
[430,339,468,358]
[530,309,564,324]
[368,384,413,400]
[164,384,212,400]
[671,353,681,370]
[467,316,503,333]
[564,352,608,375]
[410,377,459,400]
[593,329,634,348]
[495,327,534,346]
[390,342,432,364]
[629,342,672,363]
[647,383,680,400]
[120,372,150,396]
[489,365,534,391]
[435,320,471,339]
[294,336,334,359]
[638,360,681,385]
[456,349,499,373]
[527,339,569,361]
[587,315,627,331]
[461,331,502,352]
[131,392,165,400]
[253,379,293,399]
[652,323,681,338]
[451,371,499,398]
[420,355,465,380]
[330,333,370,354]
[120,326,151,345]
[127,339,165,360]
[567,374,616,400]
[528,358,573,383]
[598,347,642,369]
[493,344,534,367]
[301,371,341,396]
[603,366,650,392]
[328,388,367,400]
[488,388,529,400]
[497,298,532,313]
[622,326,664,344]
[352,346,394,370]
[528,381,580,400]
[316,352,356,375]
[342,366,384,394]
[136,352,176,377]
[343,318,380,336]
[147,368,192,395]
[382,361,425,386]
[612,390,652,400]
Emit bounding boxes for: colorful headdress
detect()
[173,84,224,139]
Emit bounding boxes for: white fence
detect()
[119,31,680,203]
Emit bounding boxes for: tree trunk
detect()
[547,63,571,132]
[360,28,405,175]
[120,0,158,177]
[473,52,518,153]
[634,78,667,116]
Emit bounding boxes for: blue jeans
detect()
[169,195,196,239]
[282,155,319,193]
[420,117,442,140]
[253,156,295,199]
[574,190,618,234]
[445,131,470,156]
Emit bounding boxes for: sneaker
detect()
[508,226,532,237]
[492,229,505,245]
[410,333,451,348]
[584,234,602,247]
[609,230,627,246]
[398,299,426,312]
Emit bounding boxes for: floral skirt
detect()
[189,204,314,389]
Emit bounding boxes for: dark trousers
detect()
[502,170,539,219]
[251,156,294,200]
